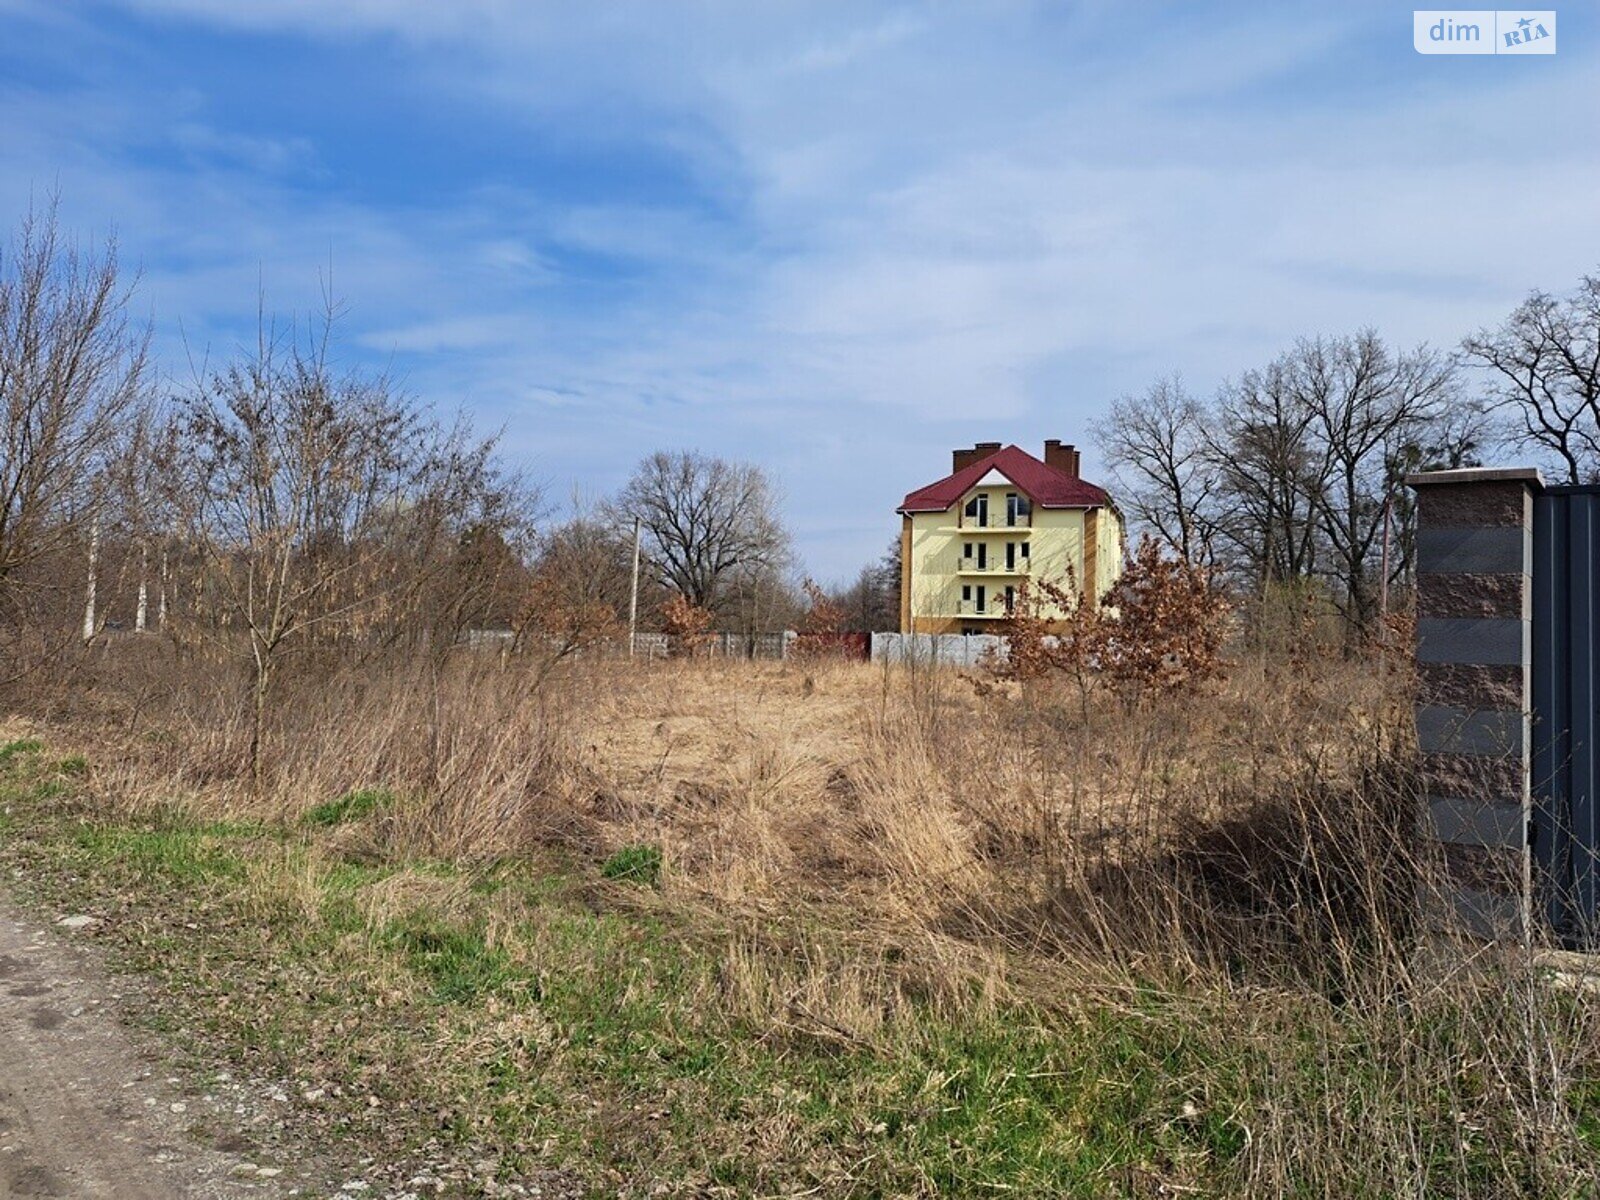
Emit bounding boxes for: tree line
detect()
[0,201,907,644]
[1090,270,1600,644]
[0,204,881,777]
[8,195,1597,699]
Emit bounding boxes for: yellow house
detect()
[897,440,1123,634]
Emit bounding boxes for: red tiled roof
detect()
[898,444,1111,513]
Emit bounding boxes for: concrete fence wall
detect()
[462,627,1006,668]
[870,632,1007,668]
[630,632,792,660]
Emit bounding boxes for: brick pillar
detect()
[1408,467,1542,938]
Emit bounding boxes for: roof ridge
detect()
[897,443,1109,514]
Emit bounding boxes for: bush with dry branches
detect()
[988,539,1230,712]
[1098,534,1231,704]
[798,578,844,634]
[509,565,621,682]
[661,591,714,657]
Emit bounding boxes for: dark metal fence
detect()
[1532,486,1600,946]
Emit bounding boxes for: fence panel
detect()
[1533,486,1600,947]
[1417,470,1600,947]
[870,632,1006,668]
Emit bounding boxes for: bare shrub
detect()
[173,301,517,783]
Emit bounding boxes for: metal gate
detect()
[1532,486,1600,947]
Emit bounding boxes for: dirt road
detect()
[0,902,295,1199]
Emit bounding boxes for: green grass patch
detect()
[69,823,250,885]
[302,787,394,828]
[600,843,662,886]
[389,911,518,1004]
[0,737,43,767]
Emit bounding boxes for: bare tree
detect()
[177,301,511,782]
[1392,394,1495,589]
[106,403,180,635]
[1207,358,1326,590]
[830,541,900,632]
[0,201,149,632]
[611,450,789,614]
[1092,375,1219,565]
[720,561,803,637]
[1294,332,1453,640]
[529,512,655,630]
[829,567,882,633]
[1462,271,1600,483]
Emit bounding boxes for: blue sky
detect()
[1,1,1595,580]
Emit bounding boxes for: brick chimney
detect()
[1044,439,1080,477]
[952,441,1003,473]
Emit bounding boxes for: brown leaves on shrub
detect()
[988,574,1099,681]
[987,536,1230,707]
[513,567,621,660]
[799,578,846,635]
[1099,536,1231,703]
[661,592,714,657]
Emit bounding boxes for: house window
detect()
[976,542,987,569]
[1006,493,1031,526]
[962,584,971,602]
[1004,585,1015,614]
[976,585,986,613]
[1005,541,1016,571]
[1020,541,1030,560]
[964,494,989,527]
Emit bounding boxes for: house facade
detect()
[896,440,1123,634]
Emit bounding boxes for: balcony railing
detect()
[959,516,1032,530]
[959,557,1029,574]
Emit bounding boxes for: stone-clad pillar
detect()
[1407,467,1542,938]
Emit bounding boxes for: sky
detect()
[0,1,1595,581]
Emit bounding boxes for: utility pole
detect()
[158,541,169,630]
[82,514,100,644]
[628,516,642,657]
[1377,486,1394,720]
[136,541,149,633]
[1378,487,1394,648]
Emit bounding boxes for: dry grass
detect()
[3,641,1599,1195]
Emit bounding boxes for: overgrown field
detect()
[2,647,1598,1197]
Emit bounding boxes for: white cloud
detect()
[783,10,925,74]
[168,123,318,176]
[109,0,527,41]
